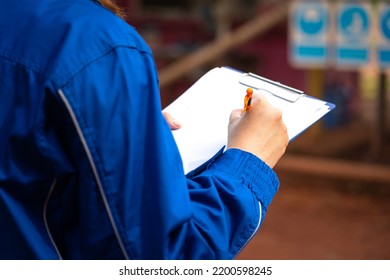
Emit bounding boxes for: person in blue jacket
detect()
[0,0,288,259]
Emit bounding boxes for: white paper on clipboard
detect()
[164,66,335,173]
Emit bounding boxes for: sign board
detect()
[289,1,330,67]
[335,3,371,67]
[378,3,390,68]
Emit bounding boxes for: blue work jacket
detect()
[0,0,280,259]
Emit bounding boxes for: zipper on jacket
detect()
[43,178,63,260]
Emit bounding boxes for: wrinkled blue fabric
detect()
[0,0,280,259]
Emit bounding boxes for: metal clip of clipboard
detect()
[239,72,304,103]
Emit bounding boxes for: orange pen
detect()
[243,87,253,112]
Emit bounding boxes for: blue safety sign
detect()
[380,9,390,40]
[289,2,329,67]
[378,4,390,68]
[336,3,371,67]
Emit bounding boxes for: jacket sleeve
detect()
[56,45,280,259]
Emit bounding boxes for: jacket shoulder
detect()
[47,2,152,86]
[0,1,151,86]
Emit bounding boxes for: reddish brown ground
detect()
[237,174,390,260]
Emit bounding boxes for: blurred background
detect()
[115,0,390,259]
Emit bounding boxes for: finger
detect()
[229,108,243,122]
[249,92,266,106]
[162,111,182,130]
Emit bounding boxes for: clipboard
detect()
[164,66,335,173]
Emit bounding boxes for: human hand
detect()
[227,93,288,168]
[163,111,182,130]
